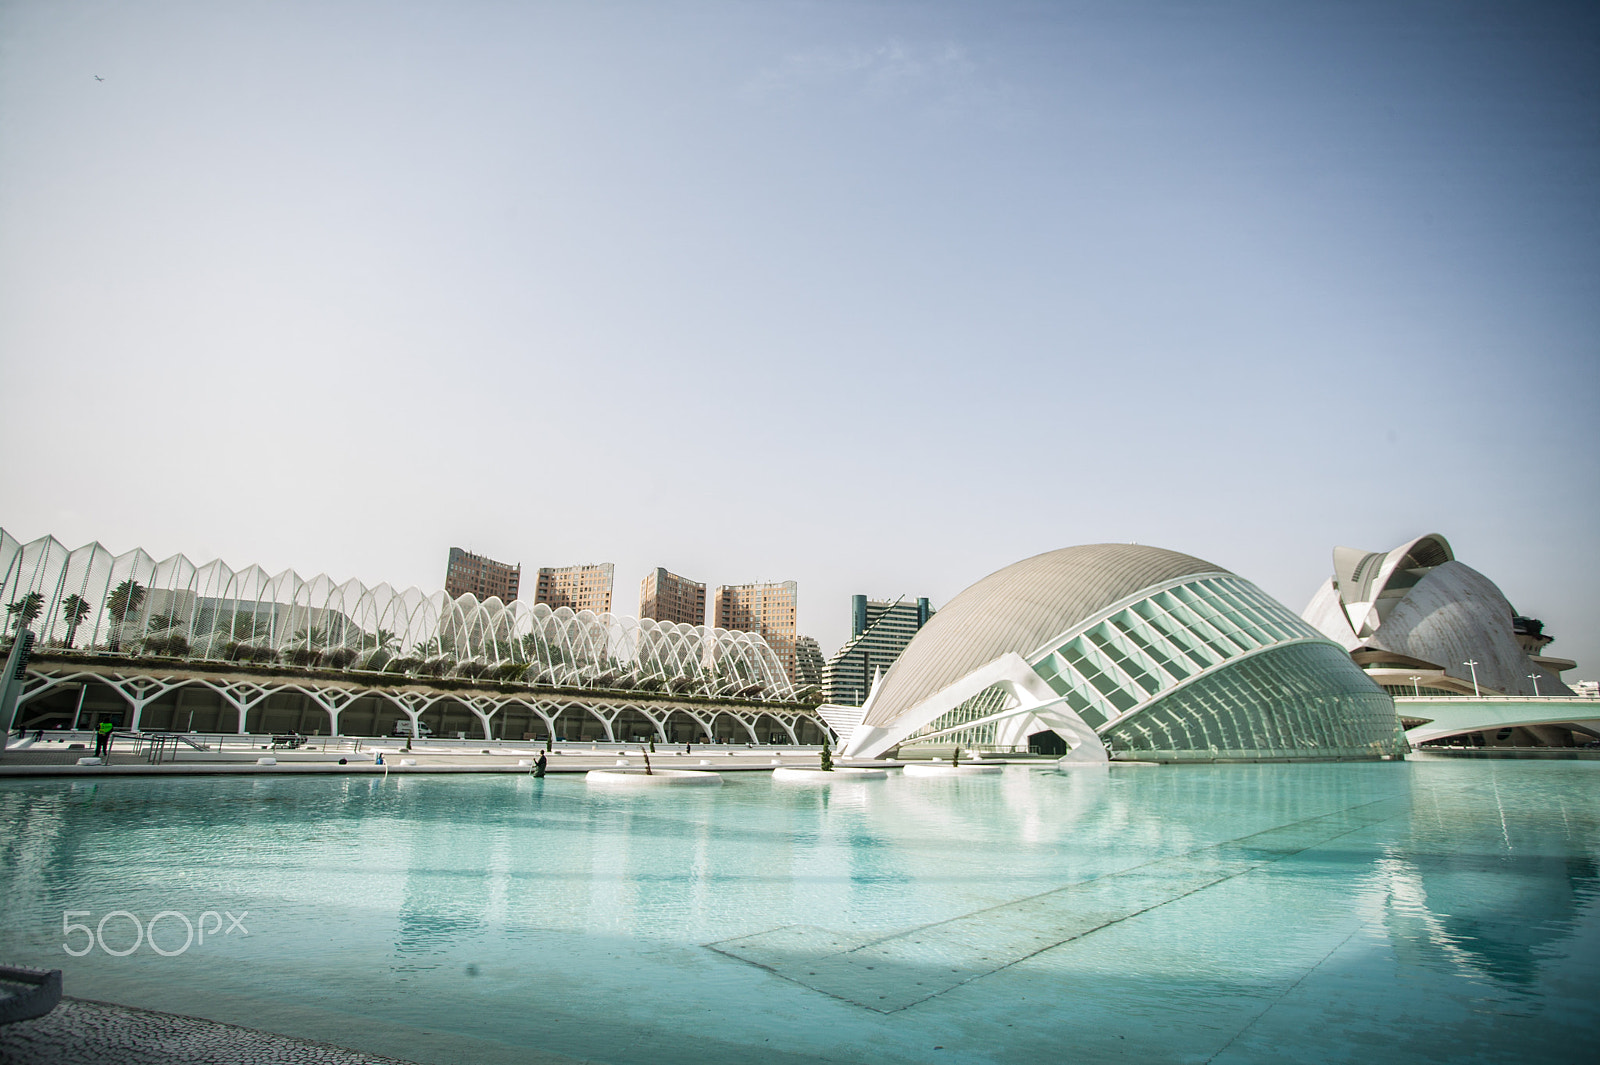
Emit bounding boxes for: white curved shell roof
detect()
[1301,534,1573,698]
[1368,561,1570,697]
[862,544,1226,728]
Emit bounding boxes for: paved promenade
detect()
[0,997,418,1065]
[0,737,873,777]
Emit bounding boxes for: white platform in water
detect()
[586,768,722,787]
[901,763,1003,777]
[772,767,888,782]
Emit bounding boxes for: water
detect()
[0,759,1595,1064]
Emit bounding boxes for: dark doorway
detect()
[1028,730,1066,756]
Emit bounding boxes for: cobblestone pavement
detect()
[0,997,419,1064]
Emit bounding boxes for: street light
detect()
[1463,660,1481,698]
[1408,675,1422,698]
[1527,673,1541,697]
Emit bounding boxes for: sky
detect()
[1,0,1596,669]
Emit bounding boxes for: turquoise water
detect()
[0,760,1596,1064]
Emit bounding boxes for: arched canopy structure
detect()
[0,530,796,702]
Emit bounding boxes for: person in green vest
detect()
[94,720,114,759]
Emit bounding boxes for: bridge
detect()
[1396,696,1600,746]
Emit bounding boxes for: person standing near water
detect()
[94,720,114,758]
[534,752,547,777]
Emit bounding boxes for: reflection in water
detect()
[0,760,1597,1064]
[1373,763,1600,991]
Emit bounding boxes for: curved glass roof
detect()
[863,544,1224,728]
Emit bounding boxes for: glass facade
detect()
[1381,684,1458,698]
[1027,575,1404,759]
[1103,642,1404,759]
[1029,576,1323,726]
[903,683,1013,748]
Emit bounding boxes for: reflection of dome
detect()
[1302,534,1574,698]
[842,544,1405,762]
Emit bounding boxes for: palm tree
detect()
[7,592,44,633]
[61,594,91,648]
[105,579,146,651]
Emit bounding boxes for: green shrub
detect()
[323,647,357,670]
[142,634,189,657]
[495,661,530,682]
[286,646,323,668]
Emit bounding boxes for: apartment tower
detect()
[639,567,707,627]
[823,596,934,706]
[794,635,826,694]
[444,547,521,603]
[535,563,615,614]
[713,580,799,684]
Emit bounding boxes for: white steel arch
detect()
[2,530,799,703]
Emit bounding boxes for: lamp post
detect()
[1408,675,1421,698]
[1527,673,1541,697]
[1463,660,1481,698]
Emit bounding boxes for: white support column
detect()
[104,675,188,733]
[841,652,1108,762]
[629,705,666,743]
[205,681,272,736]
[297,685,361,739]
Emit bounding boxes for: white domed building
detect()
[832,544,1406,763]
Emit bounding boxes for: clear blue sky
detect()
[1,0,1595,669]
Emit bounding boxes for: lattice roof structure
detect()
[0,530,796,702]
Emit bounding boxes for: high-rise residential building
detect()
[535,563,614,614]
[444,547,521,603]
[639,567,706,627]
[794,636,826,694]
[824,595,934,706]
[714,580,798,683]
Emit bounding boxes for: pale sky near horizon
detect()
[1,0,1596,669]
